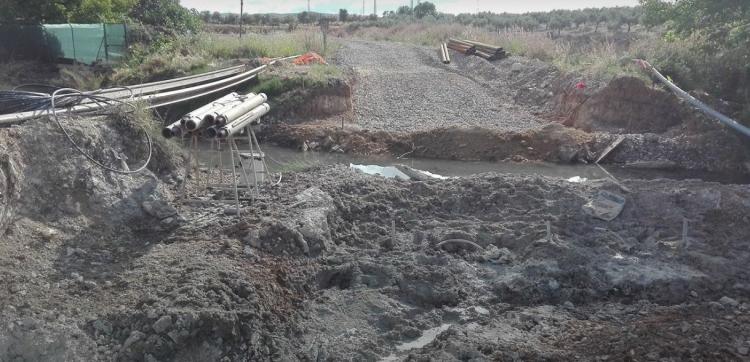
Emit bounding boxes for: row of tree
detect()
[1,0,201,33]
[196,3,646,34]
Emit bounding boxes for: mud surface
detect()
[2,125,750,360]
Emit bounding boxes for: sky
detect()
[180,0,640,15]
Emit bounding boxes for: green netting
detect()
[0,23,126,64]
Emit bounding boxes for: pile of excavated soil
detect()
[3,127,750,361]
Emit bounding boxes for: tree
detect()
[413,1,436,19]
[548,15,568,36]
[129,0,201,33]
[224,12,238,24]
[199,10,211,23]
[338,8,348,22]
[396,5,411,16]
[211,11,222,23]
[298,11,310,24]
[640,0,749,50]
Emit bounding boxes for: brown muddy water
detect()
[193,143,750,184]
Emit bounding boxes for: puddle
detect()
[350,164,411,180]
[380,323,452,362]
[190,142,750,184]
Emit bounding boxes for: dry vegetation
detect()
[111,30,339,84]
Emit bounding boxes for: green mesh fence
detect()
[0,23,127,64]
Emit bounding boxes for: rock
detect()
[690,290,698,298]
[83,280,97,290]
[293,188,336,254]
[9,283,22,294]
[224,208,240,216]
[71,272,84,282]
[39,227,59,241]
[141,200,178,220]
[153,315,173,333]
[738,346,749,356]
[511,62,523,72]
[243,246,253,256]
[243,230,261,248]
[122,330,145,350]
[93,319,113,335]
[719,296,739,308]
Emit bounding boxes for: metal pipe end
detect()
[206,127,218,138]
[161,127,174,139]
[185,120,198,131]
[203,113,216,124]
[215,116,227,125]
[217,128,229,138]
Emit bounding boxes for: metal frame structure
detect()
[180,125,268,216]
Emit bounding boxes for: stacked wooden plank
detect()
[447,38,508,61]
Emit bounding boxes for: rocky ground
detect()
[333,40,545,132]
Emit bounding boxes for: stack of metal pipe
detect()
[447,38,508,61]
[162,92,270,139]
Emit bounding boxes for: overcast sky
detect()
[181,0,640,15]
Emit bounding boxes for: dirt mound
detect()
[570,77,684,133]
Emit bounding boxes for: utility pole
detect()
[362,0,365,16]
[239,0,243,39]
[307,0,310,12]
[373,0,376,16]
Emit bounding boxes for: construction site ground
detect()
[1,39,750,361]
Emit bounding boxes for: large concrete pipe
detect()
[215,103,270,138]
[203,93,255,125]
[161,121,184,139]
[214,93,268,126]
[183,93,240,131]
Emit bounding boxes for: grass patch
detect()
[252,64,343,97]
[110,30,340,85]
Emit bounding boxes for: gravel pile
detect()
[334,40,545,132]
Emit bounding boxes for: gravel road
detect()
[334,40,545,132]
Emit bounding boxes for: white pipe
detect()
[0,65,263,125]
[183,93,243,131]
[216,103,270,138]
[203,94,253,124]
[0,54,299,125]
[182,92,239,121]
[215,93,268,126]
